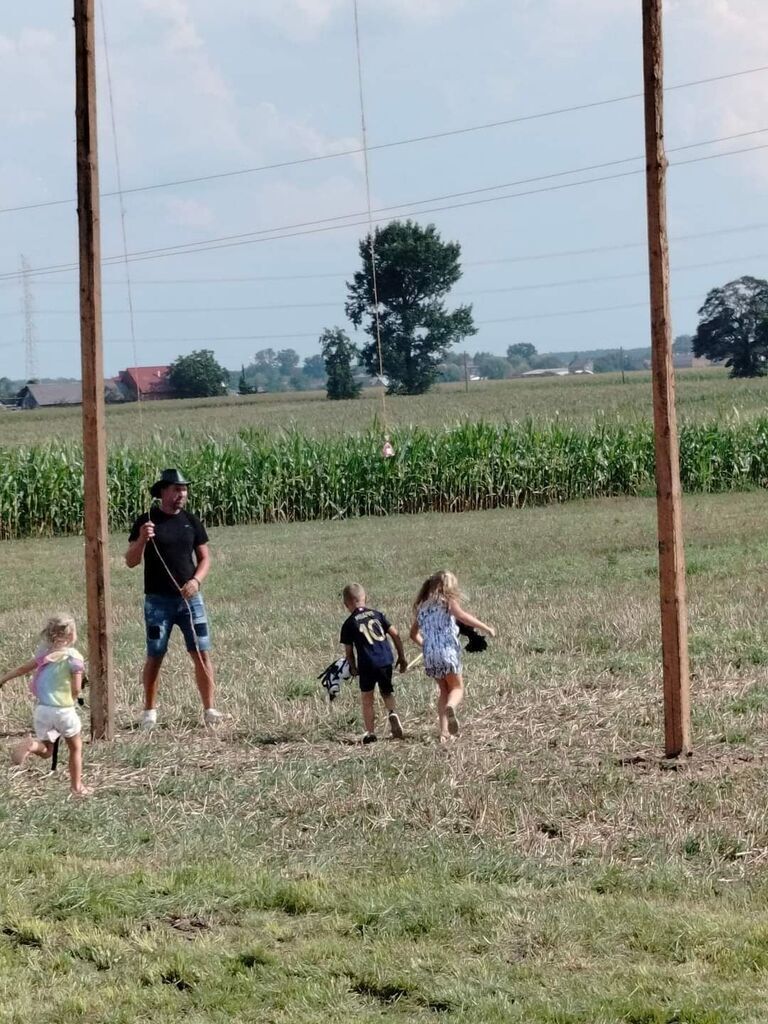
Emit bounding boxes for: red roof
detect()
[120,366,174,397]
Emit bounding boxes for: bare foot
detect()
[69,786,92,799]
[446,706,460,736]
[11,738,37,765]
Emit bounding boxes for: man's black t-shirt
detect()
[340,607,394,673]
[128,509,208,596]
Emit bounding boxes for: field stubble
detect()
[2,494,768,1020]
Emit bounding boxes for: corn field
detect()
[1,420,768,539]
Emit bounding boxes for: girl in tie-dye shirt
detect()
[0,614,90,797]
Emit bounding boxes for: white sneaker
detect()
[204,708,224,726]
[141,709,157,731]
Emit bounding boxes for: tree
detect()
[302,354,326,382]
[277,348,300,376]
[321,327,361,400]
[439,363,463,383]
[693,276,768,377]
[507,342,537,363]
[0,376,14,399]
[168,349,229,398]
[672,334,693,355]
[474,351,510,380]
[345,220,476,395]
[253,348,277,370]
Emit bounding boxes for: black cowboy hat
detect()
[150,468,190,499]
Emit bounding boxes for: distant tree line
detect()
[235,348,327,394]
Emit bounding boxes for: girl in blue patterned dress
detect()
[410,571,495,742]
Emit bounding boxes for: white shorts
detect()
[33,705,82,743]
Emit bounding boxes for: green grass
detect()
[3,493,768,1020]
[4,368,768,446]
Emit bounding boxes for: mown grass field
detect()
[3,493,768,1022]
[4,368,768,446]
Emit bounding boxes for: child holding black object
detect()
[0,614,90,797]
[341,583,408,744]
[410,571,495,743]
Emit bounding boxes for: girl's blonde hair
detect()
[41,614,76,648]
[413,571,461,613]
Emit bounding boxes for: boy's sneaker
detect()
[204,708,224,727]
[388,712,404,739]
[446,706,460,736]
[141,709,157,731]
[362,732,377,745]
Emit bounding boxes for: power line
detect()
[480,294,702,325]
[3,250,765,317]
[71,128,768,267]
[0,332,320,349]
[2,63,767,217]
[61,131,768,263]
[0,300,341,316]
[2,135,766,283]
[2,218,766,294]
[0,291,711,350]
[0,271,351,287]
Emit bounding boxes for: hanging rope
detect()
[98,1,214,697]
[352,0,393,458]
[98,0,143,437]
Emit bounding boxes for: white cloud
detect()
[226,0,466,38]
[0,28,65,125]
[164,197,217,230]
[142,0,204,51]
[664,0,768,181]
[139,0,230,102]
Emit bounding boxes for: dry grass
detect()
[3,494,768,1021]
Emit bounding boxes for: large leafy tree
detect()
[474,351,510,380]
[321,327,361,400]
[507,343,537,363]
[693,276,768,378]
[345,220,476,395]
[277,348,300,376]
[168,349,229,398]
[302,354,326,382]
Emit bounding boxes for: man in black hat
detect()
[125,469,222,730]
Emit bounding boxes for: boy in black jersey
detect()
[340,583,407,744]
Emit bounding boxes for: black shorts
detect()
[358,664,394,696]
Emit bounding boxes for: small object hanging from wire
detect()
[381,436,395,459]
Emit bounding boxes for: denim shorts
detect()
[144,593,211,658]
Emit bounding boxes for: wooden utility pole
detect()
[464,351,469,393]
[642,0,691,757]
[620,345,626,384]
[75,0,114,740]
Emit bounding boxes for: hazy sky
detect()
[1,0,767,379]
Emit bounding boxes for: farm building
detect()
[15,379,125,409]
[16,382,84,409]
[118,365,176,401]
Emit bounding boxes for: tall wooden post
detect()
[75,0,114,740]
[642,0,691,757]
